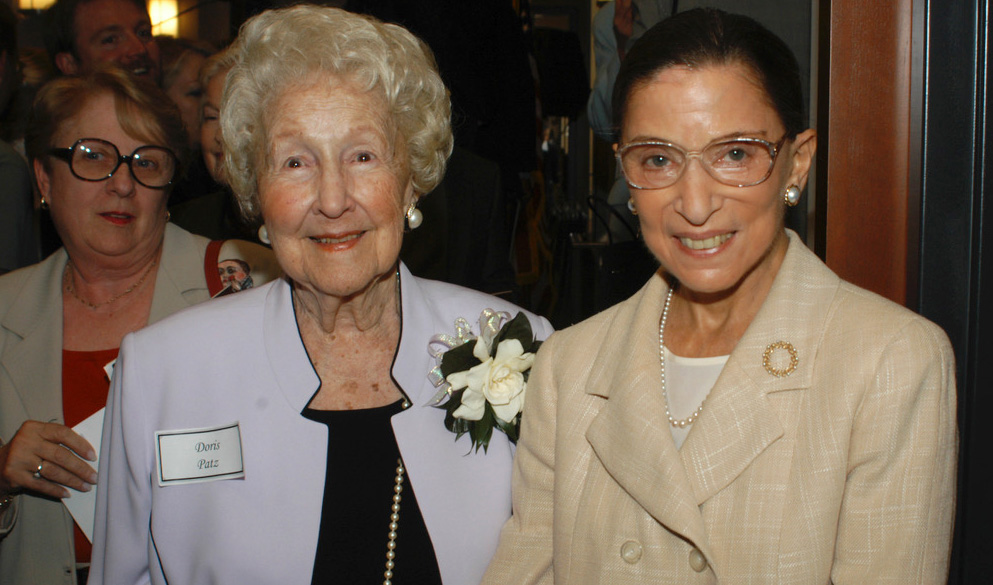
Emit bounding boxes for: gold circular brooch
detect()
[762,341,799,377]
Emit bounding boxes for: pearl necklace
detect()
[65,258,157,309]
[383,398,410,585]
[383,456,405,585]
[658,287,707,428]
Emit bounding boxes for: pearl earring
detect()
[784,185,801,207]
[627,198,638,215]
[405,202,423,230]
[258,224,271,244]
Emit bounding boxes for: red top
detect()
[62,347,119,564]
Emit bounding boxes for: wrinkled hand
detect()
[0,420,97,500]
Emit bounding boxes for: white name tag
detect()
[155,422,245,486]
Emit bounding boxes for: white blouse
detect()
[663,346,729,449]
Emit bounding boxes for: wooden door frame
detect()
[815,0,921,306]
[818,1,991,581]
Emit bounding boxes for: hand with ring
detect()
[0,420,98,500]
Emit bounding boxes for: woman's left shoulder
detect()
[832,281,953,354]
[162,223,281,290]
[407,273,552,336]
[784,234,951,352]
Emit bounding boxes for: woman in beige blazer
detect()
[0,67,276,584]
[484,8,957,584]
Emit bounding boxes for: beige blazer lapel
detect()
[584,272,712,555]
[677,355,788,505]
[1,251,69,424]
[583,232,841,569]
[679,230,839,503]
[148,223,212,323]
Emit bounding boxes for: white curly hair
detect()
[220,4,453,220]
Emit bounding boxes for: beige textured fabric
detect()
[483,231,957,585]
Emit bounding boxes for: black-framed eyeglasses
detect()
[616,135,788,190]
[48,138,178,189]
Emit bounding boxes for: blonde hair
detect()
[199,45,237,93]
[26,63,189,175]
[158,36,215,94]
[221,5,452,220]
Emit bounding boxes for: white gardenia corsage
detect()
[427,310,542,452]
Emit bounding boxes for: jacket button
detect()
[689,547,708,572]
[620,540,643,564]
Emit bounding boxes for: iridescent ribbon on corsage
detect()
[427,308,511,405]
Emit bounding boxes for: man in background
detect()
[45,0,161,85]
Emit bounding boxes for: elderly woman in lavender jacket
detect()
[89,6,551,585]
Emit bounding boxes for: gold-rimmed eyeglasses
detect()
[48,138,178,190]
[616,135,788,190]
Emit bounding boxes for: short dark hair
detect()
[612,8,806,142]
[43,0,150,65]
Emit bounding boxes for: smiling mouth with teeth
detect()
[124,59,155,76]
[679,232,733,250]
[312,234,361,244]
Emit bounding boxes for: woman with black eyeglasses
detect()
[485,8,956,584]
[0,64,277,584]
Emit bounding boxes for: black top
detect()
[302,400,443,585]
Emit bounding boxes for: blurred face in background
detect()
[57,0,161,84]
[201,68,227,184]
[164,52,206,148]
